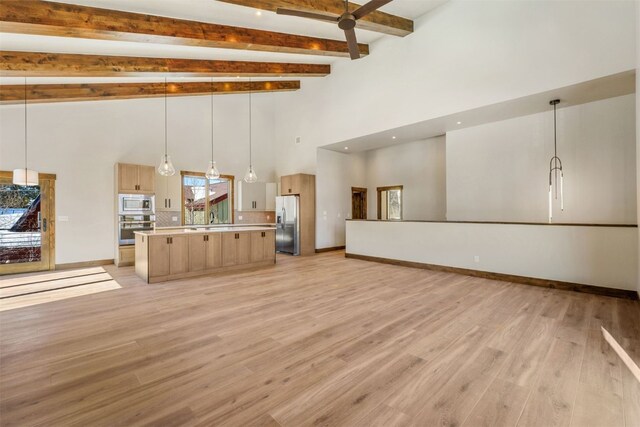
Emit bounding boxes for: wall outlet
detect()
[58,216,69,222]
[266,215,270,220]
[238,215,243,220]
[474,255,480,263]
[295,136,301,144]
[171,216,178,222]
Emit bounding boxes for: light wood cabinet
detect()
[251,230,276,262]
[222,232,237,267]
[148,235,188,278]
[205,233,222,269]
[280,173,316,255]
[136,228,275,283]
[116,163,155,194]
[169,235,189,275]
[156,173,182,212]
[189,234,207,272]
[190,233,222,271]
[117,245,135,267]
[149,236,170,277]
[222,232,251,266]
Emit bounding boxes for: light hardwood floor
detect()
[1,251,638,426]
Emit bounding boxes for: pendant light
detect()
[548,99,564,223]
[205,78,220,180]
[158,78,176,176]
[244,80,258,183]
[12,77,39,186]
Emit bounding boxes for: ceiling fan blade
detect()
[352,0,393,20]
[344,28,360,60]
[276,8,339,23]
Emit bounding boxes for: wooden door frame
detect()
[351,187,368,220]
[377,185,403,220]
[0,171,56,274]
[180,171,235,225]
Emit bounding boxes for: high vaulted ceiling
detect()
[0,0,449,106]
[0,0,448,84]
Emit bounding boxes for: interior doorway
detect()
[377,185,403,220]
[0,171,56,275]
[351,187,367,220]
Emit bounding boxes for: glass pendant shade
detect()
[244,165,258,183]
[158,154,176,176]
[205,161,220,180]
[12,168,38,186]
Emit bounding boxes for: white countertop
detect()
[135,225,275,236]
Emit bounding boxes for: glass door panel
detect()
[0,173,55,274]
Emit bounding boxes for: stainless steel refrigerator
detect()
[276,195,300,255]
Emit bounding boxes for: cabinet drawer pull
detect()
[168,199,171,208]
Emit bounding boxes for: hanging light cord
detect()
[249,79,252,167]
[210,78,214,162]
[164,77,168,158]
[553,101,557,197]
[24,77,27,175]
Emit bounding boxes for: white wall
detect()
[0,93,277,264]
[364,137,446,221]
[637,0,640,295]
[274,0,636,176]
[316,148,365,249]
[347,220,638,291]
[446,95,637,224]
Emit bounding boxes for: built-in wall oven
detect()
[118,194,155,245]
[118,217,155,245]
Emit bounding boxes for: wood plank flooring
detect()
[0,251,638,426]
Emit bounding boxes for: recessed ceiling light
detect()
[392,136,396,139]
[255,10,262,16]
[344,147,349,150]
[456,121,462,125]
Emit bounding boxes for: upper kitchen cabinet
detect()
[156,173,182,212]
[116,163,155,194]
[280,174,309,195]
[238,181,276,211]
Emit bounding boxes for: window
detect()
[181,172,234,225]
[377,185,403,220]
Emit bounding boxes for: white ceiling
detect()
[0,0,449,83]
[323,70,637,153]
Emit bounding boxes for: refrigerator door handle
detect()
[281,207,286,228]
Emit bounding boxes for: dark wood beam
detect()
[0,51,330,77]
[218,0,413,36]
[0,81,301,104]
[0,0,368,58]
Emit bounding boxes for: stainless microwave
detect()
[118,194,155,215]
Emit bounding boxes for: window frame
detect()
[180,170,235,225]
[377,185,403,221]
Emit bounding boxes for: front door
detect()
[0,172,56,275]
[351,187,367,220]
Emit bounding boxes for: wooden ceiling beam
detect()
[0,0,369,58]
[218,0,413,36]
[0,81,301,104]
[0,51,330,77]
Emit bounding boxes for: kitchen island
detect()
[135,225,275,283]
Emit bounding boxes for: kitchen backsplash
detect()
[156,211,181,227]
[234,211,275,224]
[156,211,275,226]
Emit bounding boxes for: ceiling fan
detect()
[276,0,393,60]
